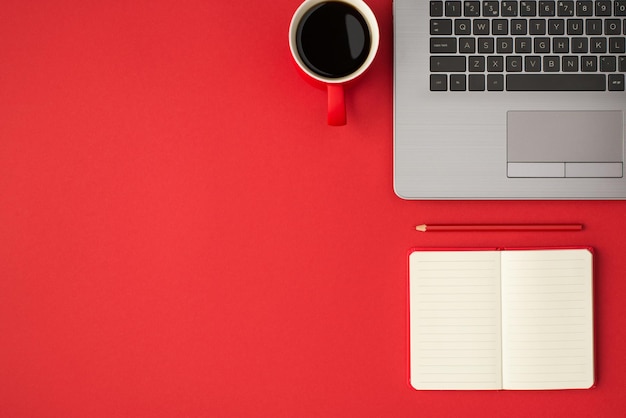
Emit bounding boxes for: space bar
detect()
[507,74,606,91]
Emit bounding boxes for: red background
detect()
[1,1,625,416]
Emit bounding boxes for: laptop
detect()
[393,0,626,199]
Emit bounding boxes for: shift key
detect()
[430,56,466,72]
[430,38,457,53]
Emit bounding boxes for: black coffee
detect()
[296,2,371,79]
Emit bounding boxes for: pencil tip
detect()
[416,224,427,232]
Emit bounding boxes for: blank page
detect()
[501,249,594,390]
[409,250,503,390]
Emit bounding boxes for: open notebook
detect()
[408,248,594,390]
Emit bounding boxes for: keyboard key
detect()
[576,1,593,16]
[558,1,575,16]
[567,19,584,35]
[595,0,612,16]
[585,20,602,35]
[497,37,514,53]
[616,1,626,16]
[605,20,622,35]
[601,56,617,72]
[469,74,486,91]
[502,1,519,16]
[487,74,505,90]
[572,37,589,52]
[548,19,565,35]
[430,1,444,16]
[516,37,533,53]
[610,38,626,54]
[459,37,476,53]
[493,19,509,35]
[469,56,486,71]
[488,56,504,71]
[474,19,490,35]
[483,1,500,16]
[464,1,481,16]
[430,56,466,71]
[562,56,579,71]
[525,56,542,71]
[431,19,453,35]
[581,56,598,71]
[520,1,538,16]
[430,74,447,91]
[478,37,495,53]
[450,74,466,90]
[455,19,471,34]
[445,1,462,16]
[590,37,607,53]
[553,37,570,53]
[534,37,551,53]
[539,1,556,16]
[609,74,625,91]
[511,19,528,34]
[507,56,523,71]
[620,56,626,72]
[506,74,606,90]
[529,19,547,34]
[544,56,560,71]
[430,38,457,53]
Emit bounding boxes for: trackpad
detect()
[507,111,624,178]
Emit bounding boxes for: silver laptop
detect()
[393,0,626,199]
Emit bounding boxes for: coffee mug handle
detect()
[327,84,346,126]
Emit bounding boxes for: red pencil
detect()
[415,223,583,232]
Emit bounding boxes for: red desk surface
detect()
[1,1,625,417]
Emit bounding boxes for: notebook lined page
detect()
[409,251,502,390]
[501,249,594,390]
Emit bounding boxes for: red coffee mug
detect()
[289,0,379,126]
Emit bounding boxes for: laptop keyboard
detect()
[429,0,626,91]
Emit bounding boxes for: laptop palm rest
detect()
[507,110,624,178]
